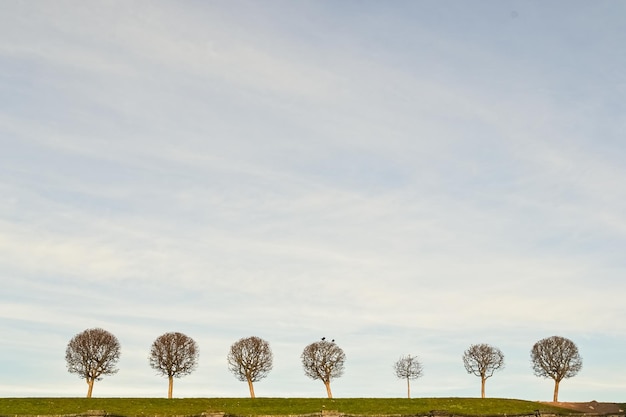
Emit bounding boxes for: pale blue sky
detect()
[1,0,626,401]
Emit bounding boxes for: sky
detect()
[1,0,626,403]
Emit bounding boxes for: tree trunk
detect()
[86,379,94,398]
[481,376,486,399]
[168,376,174,399]
[553,379,560,402]
[247,378,256,398]
[407,377,411,399]
[324,381,333,399]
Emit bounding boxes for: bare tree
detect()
[149,332,199,398]
[394,354,423,399]
[65,328,121,398]
[301,339,345,398]
[531,335,582,402]
[462,343,505,398]
[227,336,273,398]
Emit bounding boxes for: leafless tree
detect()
[393,354,423,399]
[149,332,199,398]
[531,335,582,402]
[227,336,273,398]
[65,328,121,398]
[462,343,505,398]
[301,339,345,398]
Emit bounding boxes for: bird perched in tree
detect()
[321,337,326,341]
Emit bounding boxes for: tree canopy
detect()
[149,332,199,398]
[65,328,121,398]
[227,336,273,398]
[301,339,345,398]
[531,335,582,402]
[394,354,423,399]
[462,343,505,398]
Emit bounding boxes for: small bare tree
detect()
[149,332,199,398]
[462,343,505,398]
[301,339,345,398]
[531,335,582,402]
[65,328,121,398]
[227,336,273,398]
[394,354,423,399]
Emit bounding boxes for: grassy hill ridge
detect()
[0,398,590,417]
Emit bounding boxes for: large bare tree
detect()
[301,338,345,398]
[462,343,505,398]
[227,336,273,398]
[149,332,199,398]
[393,354,423,399]
[531,335,582,402]
[65,328,121,398]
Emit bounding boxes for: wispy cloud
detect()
[1,0,625,401]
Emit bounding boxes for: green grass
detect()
[0,398,579,416]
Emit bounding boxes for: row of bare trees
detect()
[65,330,345,399]
[397,337,582,402]
[458,336,582,402]
[66,329,581,401]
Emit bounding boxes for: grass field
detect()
[0,398,584,416]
